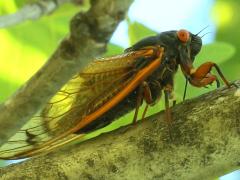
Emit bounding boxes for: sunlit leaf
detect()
[104,43,124,56]
[212,1,234,27]
[7,3,79,55]
[0,1,17,14]
[0,77,20,102]
[0,30,46,100]
[128,21,157,45]
[0,3,80,102]
[14,0,31,8]
[195,42,236,66]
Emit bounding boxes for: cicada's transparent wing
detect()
[0,48,158,159]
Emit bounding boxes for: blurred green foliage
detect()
[128,20,157,45]
[0,1,80,101]
[214,0,240,81]
[0,1,239,176]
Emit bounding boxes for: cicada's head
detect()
[126,29,202,77]
[158,29,202,76]
[189,31,202,59]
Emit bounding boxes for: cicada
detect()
[0,29,235,160]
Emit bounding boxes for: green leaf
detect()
[104,43,124,56]
[0,4,80,100]
[195,42,236,66]
[0,78,20,102]
[0,1,17,14]
[14,0,31,8]
[128,21,157,45]
[7,3,79,55]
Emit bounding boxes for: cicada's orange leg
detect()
[163,84,175,124]
[162,84,176,139]
[132,81,158,123]
[187,62,238,88]
[142,80,166,121]
[132,84,144,124]
[132,81,152,124]
[141,81,154,120]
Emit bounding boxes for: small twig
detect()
[0,0,73,28]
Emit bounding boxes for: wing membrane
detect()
[0,47,160,159]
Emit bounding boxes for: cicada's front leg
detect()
[163,84,175,124]
[185,62,238,88]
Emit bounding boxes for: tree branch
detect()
[0,0,133,146]
[0,0,76,28]
[1,82,240,179]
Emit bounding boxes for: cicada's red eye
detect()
[177,29,190,43]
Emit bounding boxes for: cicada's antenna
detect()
[194,26,213,39]
[200,31,212,38]
[194,25,210,36]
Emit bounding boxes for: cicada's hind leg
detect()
[141,80,164,120]
[132,85,144,124]
[132,81,159,124]
[141,81,154,120]
[132,82,151,124]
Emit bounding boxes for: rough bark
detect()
[0,81,239,180]
[0,0,133,146]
